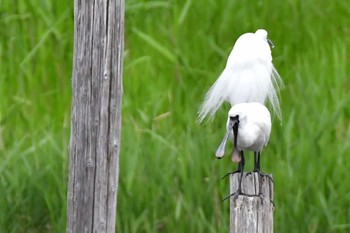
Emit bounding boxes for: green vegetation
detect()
[1,0,350,232]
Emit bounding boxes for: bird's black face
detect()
[229,115,240,147]
[267,38,275,48]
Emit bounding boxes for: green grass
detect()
[1,0,350,232]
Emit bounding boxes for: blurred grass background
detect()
[1,0,350,232]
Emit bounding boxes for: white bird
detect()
[215,102,271,164]
[198,29,283,123]
[216,102,272,198]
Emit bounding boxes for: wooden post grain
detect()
[66,0,124,232]
[230,172,274,233]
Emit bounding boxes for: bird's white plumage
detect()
[198,29,283,122]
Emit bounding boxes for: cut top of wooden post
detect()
[230,172,273,199]
[229,172,274,233]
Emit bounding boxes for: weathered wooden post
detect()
[230,172,274,233]
[66,0,124,232]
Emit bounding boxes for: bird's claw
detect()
[222,189,241,202]
[259,172,274,183]
[222,190,258,202]
[221,170,241,180]
[258,192,275,206]
[245,171,254,177]
[245,171,274,183]
[223,191,275,206]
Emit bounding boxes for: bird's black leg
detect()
[246,152,272,181]
[245,151,259,177]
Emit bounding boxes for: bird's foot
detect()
[257,192,275,207]
[245,170,274,183]
[221,170,241,180]
[245,171,255,177]
[258,171,274,183]
[222,190,264,202]
[222,189,242,202]
[223,191,275,206]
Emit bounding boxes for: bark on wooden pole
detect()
[230,172,274,233]
[66,0,124,232]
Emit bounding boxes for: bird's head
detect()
[228,115,240,147]
[215,113,240,159]
[226,29,274,66]
[255,29,274,48]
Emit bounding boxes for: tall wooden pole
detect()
[66,0,124,232]
[230,172,274,233]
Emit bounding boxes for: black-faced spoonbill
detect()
[216,102,272,199]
